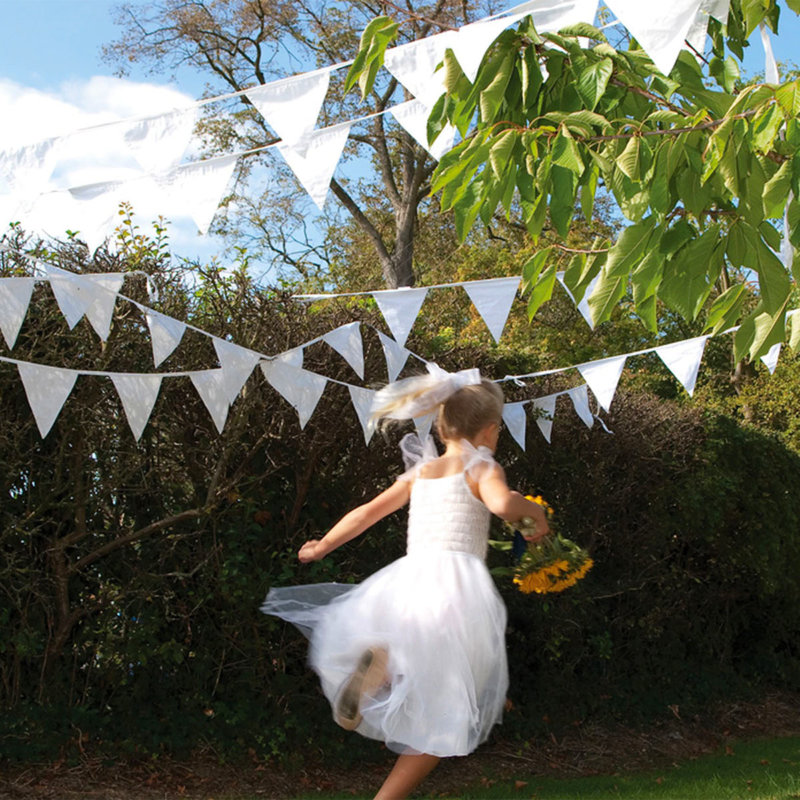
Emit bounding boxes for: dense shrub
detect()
[2,237,800,764]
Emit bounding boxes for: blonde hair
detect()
[371,373,504,442]
[436,379,504,441]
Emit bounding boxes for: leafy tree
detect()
[347,0,800,360]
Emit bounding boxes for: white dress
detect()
[261,436,509,757]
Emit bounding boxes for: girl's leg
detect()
[373,753,440,800]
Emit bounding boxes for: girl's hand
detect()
[517,516,550,542]
[298,540,326,563]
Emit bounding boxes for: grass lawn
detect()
[296,736,800,800]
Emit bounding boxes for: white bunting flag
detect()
[577,355,627,413]
[684,0,730,55]
[155,154,238,235]
[111,373,163,441]
[383,30,457,106]
[276,123,352,211]
[532,393,557,443]
[503,401,528,450]
[414,411,436,443]
[387,100,456,161]
[0,138,58,201]
[377,330,410,382]
[556,271,598,329]
[190,369,231,434]
[144,308,186,367]
[260,360,327,429]
[212,337,262,403]
[655,335,708,396]
[568,384,594,428]
[348,385,377,445]
[123,108,197,174]
[760,22,779,84]
[322,322,365,379]
[760,342,781,374]
[462,276,520,342]
[67,180,128,253]
[604,0,704,75]
[277,347,304,368]
[0,277,35,349]
[449,13,526,82]
[507,0,599,34]
[83,273,125,341]
[372,287,428,347]
[17,362,78,438]
[246,68,332,148]
[46,266,93,329]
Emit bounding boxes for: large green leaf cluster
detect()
[347,0,800,360]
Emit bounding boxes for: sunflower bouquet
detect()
[507,495,593,595]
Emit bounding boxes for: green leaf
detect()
[453,178,484,242]
[660,227,722,320]
[748,305,786,360]
[709,55,739,93]
[527,263,558,320]
[776,79,800,116]
[552,128,584,175]
[617,135,645,182]
[479,50,515,121]
[575,57,614,110]
[587,266,626,325]
[344,16,399,97]
[630,250,663,304]
[704,283,747,335]
[636,293,658,332]
[754,234,791,314]
[751,103,784,153]
[521,247,553,293]
[788,310,800,351]
[581,163,598,220]
[605,217,657,277]
[550,165,578,238]
[762,159,793,219]
[521,45,544,109]
[489,130,517,177]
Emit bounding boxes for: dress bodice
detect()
[406,472,491,560]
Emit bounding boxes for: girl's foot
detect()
[335,646,388,731]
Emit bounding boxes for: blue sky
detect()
[1,0,799,263]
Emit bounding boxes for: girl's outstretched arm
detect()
[476,464,550,541]
[298,480,411,563]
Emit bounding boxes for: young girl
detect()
[262,365,550,799]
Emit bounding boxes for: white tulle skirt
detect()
[262,550,509,757]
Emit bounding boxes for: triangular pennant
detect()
[507,0,599,33]
[388,100,456,161]
[377,330,410,382]
[604,0,704,75]
[0,277,35,349]
[212,337,262,403]
[0,138,58,200]
[46,266,94,329]
[383,30,457,106]
[684,0,729,56]
[462,277,520,342]
[372,287,428,347]
[246,68,332,148]
[123,108,197,174]
[531,394,557,444]
[760,22,779,84]
[348,385,377,445]
[556,271,597,329]
[276,123,352,211]
[190,369,231,434]
[155,154,238,235]
[655,335,708,396]
[260,360,327,429]
[17,361,78,438]
[145,308,186,367]
[760,342,781,375]
[110,373,163,441]
[414,412,436,443]
[83,273,125,341]
[277,347,304,367]
[576,355,627,413]
[322,322,365,379]
[502,401,527,450]
[449,13,526,82]
[66,180,127,253]
[567,384,594,428]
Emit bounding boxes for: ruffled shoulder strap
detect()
[459,438,497,480]
[396,432,439,482]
